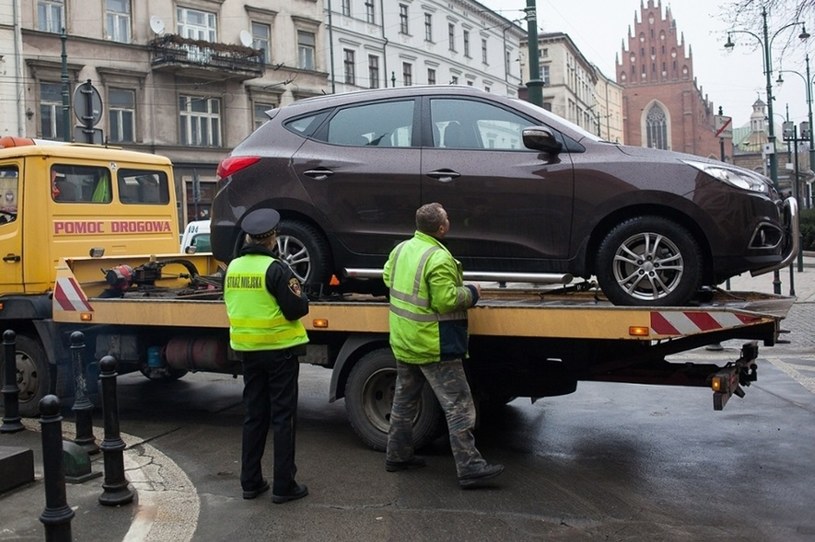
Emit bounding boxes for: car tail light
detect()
[216,156,261,181]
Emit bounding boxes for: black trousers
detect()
[240,350,300,494]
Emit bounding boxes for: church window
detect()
[646,104,668,150]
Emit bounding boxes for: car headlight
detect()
[683,160,769,194]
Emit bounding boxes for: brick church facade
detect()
[616,0,732,160]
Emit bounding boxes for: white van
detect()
[180,219,211,253]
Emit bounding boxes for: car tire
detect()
[345,348,445,451]
[596,216,702,306]
[275,220,332,287]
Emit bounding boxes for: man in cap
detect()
[224,208,310,503]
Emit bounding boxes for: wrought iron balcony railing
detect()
[149,34,264,81]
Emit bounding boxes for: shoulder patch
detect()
[288,277,302,296]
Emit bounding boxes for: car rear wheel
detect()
[596,216,702,306]
[274,220,332,287]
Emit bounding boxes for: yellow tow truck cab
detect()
[0,137,180,294]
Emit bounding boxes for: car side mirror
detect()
[523,127,563,154]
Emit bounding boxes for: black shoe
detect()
[242,479,270,500]
[272,482,309,504]
[385,456,427,472]
[458,463,504,489]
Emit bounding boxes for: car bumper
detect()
[749,196,800,277]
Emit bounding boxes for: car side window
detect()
[323,100,414,147]
[0,166,18,224]
[430,98,531,150]
[117,169,171,205]
[51,165,112,203]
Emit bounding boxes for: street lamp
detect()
[724,7,809,295]
[775,53,815,176]
[724,7,809,191]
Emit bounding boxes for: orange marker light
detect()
[312,318,329,328]
[628,326,649,337]
[80,313,93,322]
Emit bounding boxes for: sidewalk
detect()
[1,253,814,541]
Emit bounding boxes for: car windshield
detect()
[509,98,606,143]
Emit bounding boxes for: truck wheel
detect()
[345,349,444,451]
[275,220,332,288]
[596,216,702,306]
[0,334,50,418]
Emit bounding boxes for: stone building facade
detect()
[616,0,731,159]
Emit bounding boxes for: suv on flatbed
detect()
[211,86,799,306]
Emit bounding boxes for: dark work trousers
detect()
[240,350,300,494]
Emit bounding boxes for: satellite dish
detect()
[149,16,165,35]
[239,30,253,47]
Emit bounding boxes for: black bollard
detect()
[1,329,24,433]
[38,395,74,542]
[70,331,98,454]
[98,355,133,506]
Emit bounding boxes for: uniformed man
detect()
[383,202,504,489]
[224,208,310,503]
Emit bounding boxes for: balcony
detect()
[149,34,264,81]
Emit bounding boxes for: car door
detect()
[420,96,575,273]
[290,98,421,261]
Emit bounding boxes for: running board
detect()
[343,268,574,285]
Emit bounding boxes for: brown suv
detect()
[212,86,798,306]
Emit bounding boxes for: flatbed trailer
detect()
[48,253,795,450]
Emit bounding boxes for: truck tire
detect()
[345,349,444,451]
[0,334,50,418]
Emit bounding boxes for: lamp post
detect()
[775,53,815,175]
[724,7,809,294]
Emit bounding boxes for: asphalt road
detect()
[107,334,815,542]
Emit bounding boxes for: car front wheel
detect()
[596,216,702,306]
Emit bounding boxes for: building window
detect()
[252,22,271,64]
[646,103,668,150]
[341,0,350,16]
[343,49,356,85]
[368,55,379,89]
[365,0,375,24]
[298,31,316,70]
[254,102,275,130]
[37,0,63,33]
[39,82,66,140]
[179,96,222,147]
[105,0,131,43]
[448,24,455,51]
[424,14,432,41]
[176,7,216,41]
[541,65,550,86]
[403,63,412,86]
[427,68,436,85]
[399,4,409,34]
[463,30,470,57]
[481,38,488,64]
[450,75,458,85]
[108,88,135,143]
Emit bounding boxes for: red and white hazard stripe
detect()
[650,310,759,336]
[53,277,93,312]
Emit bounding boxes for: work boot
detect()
[458,463,504,489]
[272,482,309,504]
[242,479,270,500]
[385,456,427,472]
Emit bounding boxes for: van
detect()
[181,219,211,253]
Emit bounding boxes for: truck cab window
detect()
[0,166,18,224]
[51,165,112,203]
[118,169,170,204]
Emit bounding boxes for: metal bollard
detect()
[98,355,134,506]
[38,395,74,542]
[1,329,24,433]
[70,331,98,454]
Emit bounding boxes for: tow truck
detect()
[49,252,794,450]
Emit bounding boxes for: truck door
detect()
[0,163,23,292]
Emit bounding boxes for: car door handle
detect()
[426,169,461,183]
[303,168,335,181]
[3,253,21,262]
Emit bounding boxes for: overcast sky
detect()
[481,0,813,130]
